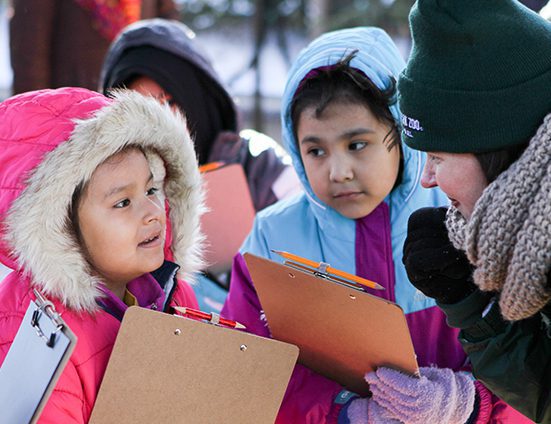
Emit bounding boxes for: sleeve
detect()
[37,361,87,424]
[10,0,57,93]
[222,216,277,335]
[222,251,348,423]
[439,291,551,423]
[221,253,270,337]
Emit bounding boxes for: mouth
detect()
[333,191,364,199]
[138,232,162,248]
[448,197,459,208]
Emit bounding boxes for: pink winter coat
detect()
[0,88,205,423]
[0,273,198,423]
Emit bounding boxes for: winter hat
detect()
[398,0,551,153]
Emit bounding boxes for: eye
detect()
[428,153,441,164]
[307,147,325,157]
[114,199,130,208]
[349,141,367,151]
[146,187,159,196]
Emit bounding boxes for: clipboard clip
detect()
[31,290,65,348]
[284,260,365,291]
[272,250,384,291]
[284,260,369,292]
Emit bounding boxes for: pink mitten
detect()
[365,366,475,424]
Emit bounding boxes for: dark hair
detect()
[290,51,399,151]
[70,181,85,245]
[474,141,529,184]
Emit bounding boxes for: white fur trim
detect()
[5,90,205,312]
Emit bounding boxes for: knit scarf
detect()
[74,0,141,41]
[446,114,551,321]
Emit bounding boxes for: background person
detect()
[100,18,301,213]
[10,0,178,93]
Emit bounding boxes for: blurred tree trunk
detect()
[252,0,266,131]
[306,0,331,38]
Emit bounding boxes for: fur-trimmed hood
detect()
[0,87,204,312]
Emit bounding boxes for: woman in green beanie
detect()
[399,0,551,422]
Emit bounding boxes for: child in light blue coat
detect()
[223,27,528,423]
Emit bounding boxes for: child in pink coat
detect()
[0,87,203,423]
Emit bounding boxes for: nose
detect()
[420,161,437,188]
[329,156,354,183]
[143,195,164,224]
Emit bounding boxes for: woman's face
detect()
[421,152,488,219]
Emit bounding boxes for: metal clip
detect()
[317,262,329,275]
[284,260,368,293]
[31,289,64,348]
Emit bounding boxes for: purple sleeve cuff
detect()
[470,381,494,424]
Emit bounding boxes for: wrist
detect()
[437,290,493,328]
[460,298,508,343]
[337,389,361,424]
[342,397,369,424]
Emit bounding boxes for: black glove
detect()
[403,207,477,304]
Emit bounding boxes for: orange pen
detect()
[173,306,246,329]
[199,161,225,173]
[272,250,384,291]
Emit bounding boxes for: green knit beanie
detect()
[398,0,551,153]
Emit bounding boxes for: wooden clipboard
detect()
[244,253,419,396]
[201,163,255,274]
[0,292,76,424]
[89,307,298,424]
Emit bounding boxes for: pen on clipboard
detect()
[173,306,247,329]
[272,250,385,291]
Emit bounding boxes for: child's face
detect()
[421,152,488,219]
[297,101,400,219]
[77,149,166,289]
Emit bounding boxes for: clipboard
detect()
[200,163,255,275]
[244,253,419,396]
[0,291,77,424]
[89,306,299,424]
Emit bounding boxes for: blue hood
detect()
[280,27,428,232]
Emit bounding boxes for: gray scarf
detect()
[446,114,551,321]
